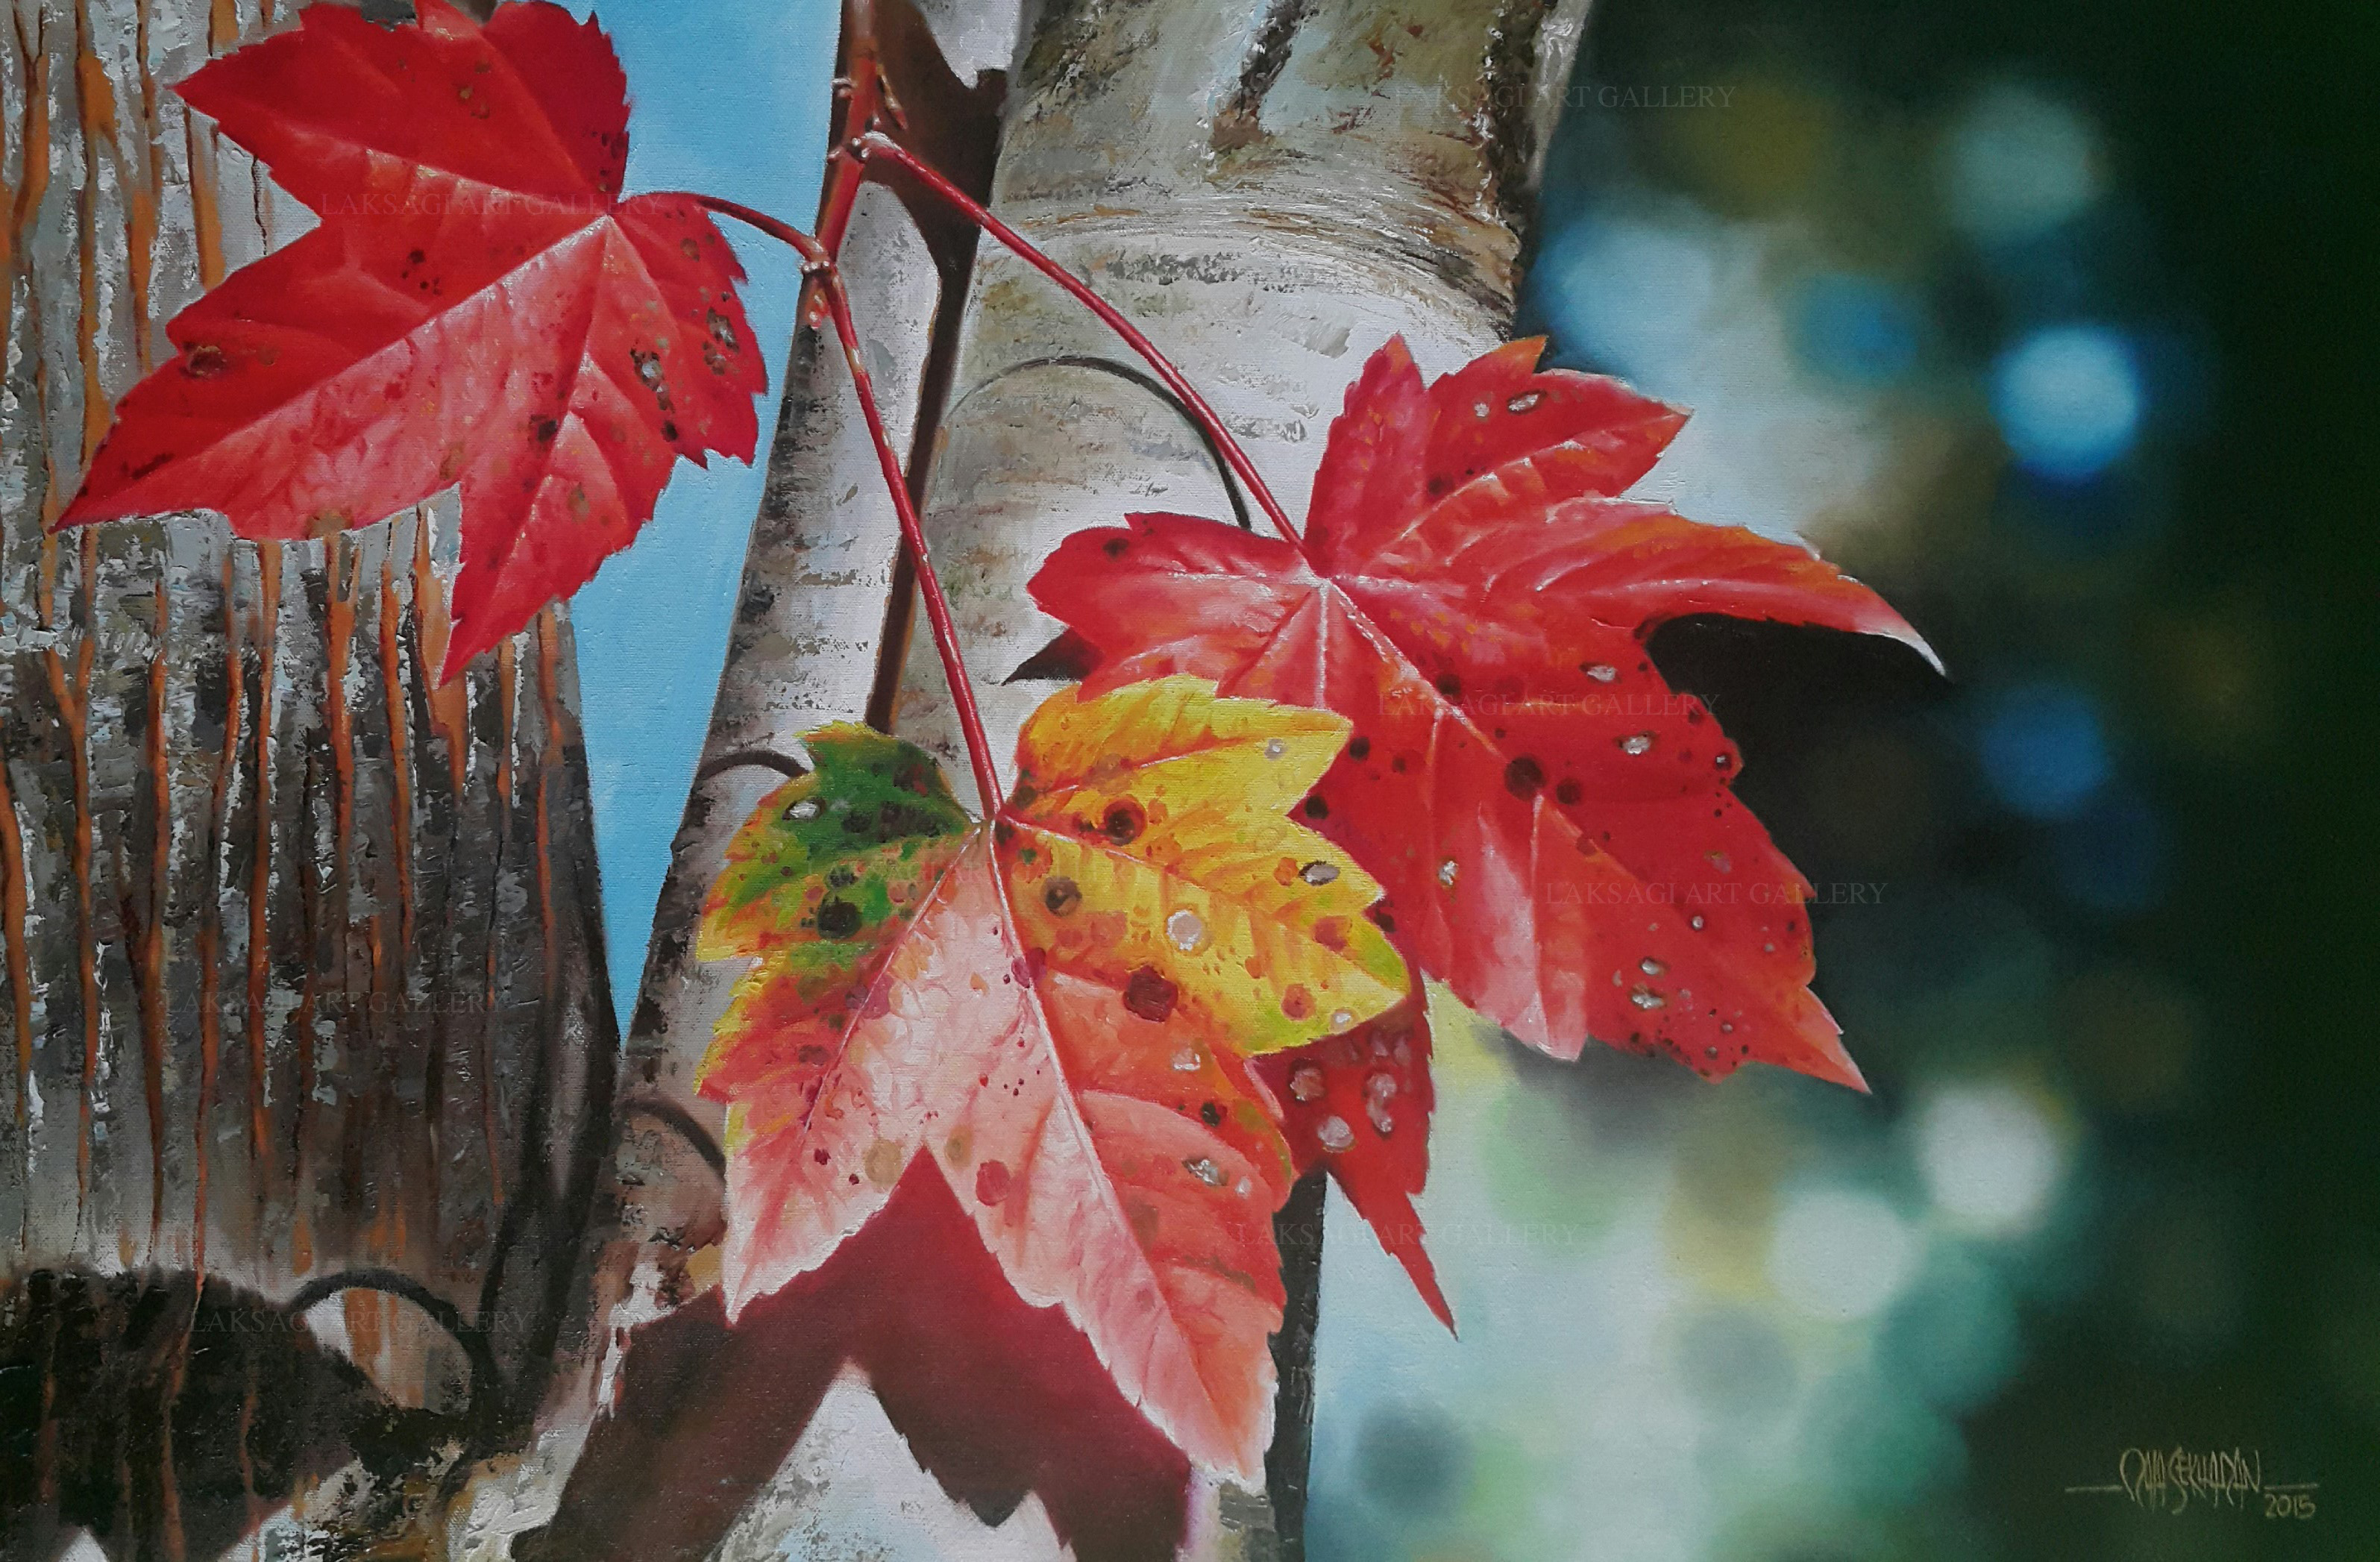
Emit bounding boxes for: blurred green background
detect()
[1302,1,2380,1559]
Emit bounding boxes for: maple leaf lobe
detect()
[1255,991,1451,1329]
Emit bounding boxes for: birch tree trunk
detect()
[506,0,1591,1554]
[1,1,618,1556]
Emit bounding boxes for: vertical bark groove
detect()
[5,1,620,1551]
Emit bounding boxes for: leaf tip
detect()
[1797,1020,1870,1095]
[1900,623,1948,678]
[1404,1246,1455,1334]
[53,471,122,531]
[1008,627,1102,685]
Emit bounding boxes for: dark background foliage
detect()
[1308,0,2375,1558]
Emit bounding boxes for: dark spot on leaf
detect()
[1504,756,1545,797]
[1124,966,1178,1023]
[661,420,679,441]
[530,415,559,445]
[826,865,858,889]
[1281,985,1313,1020]
[1102,800,1146,844]
[1434,674,1462,700]
[1043,876,1081,915]
[1556,779,1583,807]
[1200,1101,1223,1126]
[815,898,862,939]
[1348,736,1371,761]
[1303,796,1328,819]
[1104,536,1130,557]
[706,309,738,349]
[180,343,227,379]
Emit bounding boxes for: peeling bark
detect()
[3,1,617,1554]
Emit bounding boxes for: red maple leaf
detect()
[59,0,764,677]
[1252,992,1449,1329]
[1030,337,1937,1088]
[695,684,1408,1477]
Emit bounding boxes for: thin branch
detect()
[943,355,1255,531]
[283,1268,502,1445]
[691,749,809,787]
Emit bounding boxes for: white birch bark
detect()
[496,0,1592,1553]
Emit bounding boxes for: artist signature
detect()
[2065,1446,2317,1518]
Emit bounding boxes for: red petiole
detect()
[692,195,1004,813]
[696,112,1304,809]
[806,0,900,325]
[845,132,1300,544]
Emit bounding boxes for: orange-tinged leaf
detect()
[1002,677,1406,1055]
[697,681,1408,1476]
[1030,336,1934,1087]
[58,0,764,679]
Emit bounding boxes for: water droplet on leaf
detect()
[1317,1114,1356,1152]
[1167,908,1207,950]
